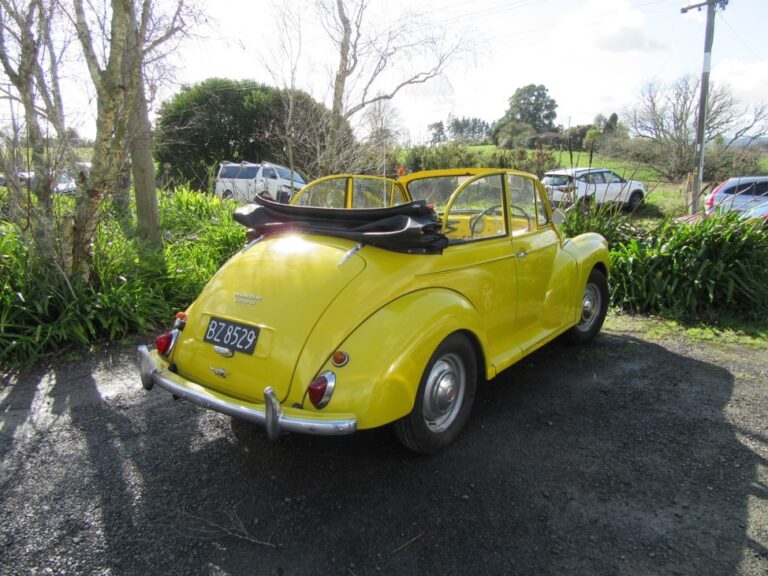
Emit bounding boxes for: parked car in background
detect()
[215,161,305,203]
[139,168,610,454]
[742,202,768,224]
[705,176,768,216]
[542,168,645,210]
[55,172,77,195]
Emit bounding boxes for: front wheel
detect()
[565,268,609,344]
[394,333,478,454]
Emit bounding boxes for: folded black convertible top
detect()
[233,196,448,254]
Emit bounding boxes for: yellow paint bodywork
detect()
[166,168,609,431]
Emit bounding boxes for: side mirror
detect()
[551,209,566,225]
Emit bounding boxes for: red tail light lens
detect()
[156,332,174,356]
[706,181,726,210]
[307,371,336,409]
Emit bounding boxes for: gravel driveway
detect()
[1,315,767,575]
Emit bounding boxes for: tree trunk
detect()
[326,0,352,174]
[131,70,162,246]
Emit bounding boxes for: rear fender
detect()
[299,288,488,430]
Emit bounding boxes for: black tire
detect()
[626,190,644,211]
[565,268,609,345]
[222,190,233,200]
[394,333,477,454]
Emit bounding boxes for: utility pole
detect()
[681,0,728,214]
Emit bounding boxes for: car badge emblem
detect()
[209,367,228,378]
[214,346,234,358]
[234,292,262,305]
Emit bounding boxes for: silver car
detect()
[705,176,768,215]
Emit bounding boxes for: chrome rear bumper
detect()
[137,345,357,439]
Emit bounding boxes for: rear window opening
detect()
[543,175,573,187]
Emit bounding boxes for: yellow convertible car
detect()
[138,169,609,453]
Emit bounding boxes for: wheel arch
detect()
[294,288,490,430]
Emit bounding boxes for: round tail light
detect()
[156,331,175,356]
[307,371,336,409]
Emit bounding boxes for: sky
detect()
[166,0,768,145]
[6,0,764,145]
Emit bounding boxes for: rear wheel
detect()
[222,190,233,200]
[394,333,477,454]
[626,190,644,211]
[565,268,609,344]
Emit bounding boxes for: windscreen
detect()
[275,166,305,184]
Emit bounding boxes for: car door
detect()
[507,174,577,353]
[261,166,280,199]
[585,171,610,203]
[438,173,520,370]
[603,170,627,203]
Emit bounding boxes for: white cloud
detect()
[713,58,768,110]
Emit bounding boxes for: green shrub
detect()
[609,213,768,320]
[0,186,243,367]
[561,201,644,248]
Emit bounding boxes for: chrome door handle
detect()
[517,251,528,259]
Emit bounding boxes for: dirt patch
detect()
[1,316,767,575]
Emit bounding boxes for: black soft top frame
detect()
[233,196,448,254]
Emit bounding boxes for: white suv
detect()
[543,168,645,210]
[214,161,305,203]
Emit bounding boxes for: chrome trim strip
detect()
[338,242,362,266]
[137,346,357,437]
[239,235,264,253]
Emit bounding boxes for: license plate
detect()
[203,317,259,355]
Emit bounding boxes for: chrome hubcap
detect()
[579,283,601,331]
[422,353,465,433]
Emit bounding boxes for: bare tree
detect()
[626,75,768,181]
[0,0,197,281]
[0,0,81,272]
[317,0,462,173]
[362,98,401,177]
[259,2,303,186]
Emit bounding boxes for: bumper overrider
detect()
[137,346,357,439]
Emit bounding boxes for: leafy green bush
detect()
[609,213,768,320]
[562,201,768,321]
[399,143,557,177]
[561,201,645,248]
[1,187,243,367]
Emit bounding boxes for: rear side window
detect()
[218,165,259,179]
[581,172,605,184]
[294,177,346,207]
[407,176,461,213]
[352,179,404,208]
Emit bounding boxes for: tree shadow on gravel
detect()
[1,333,766,575]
